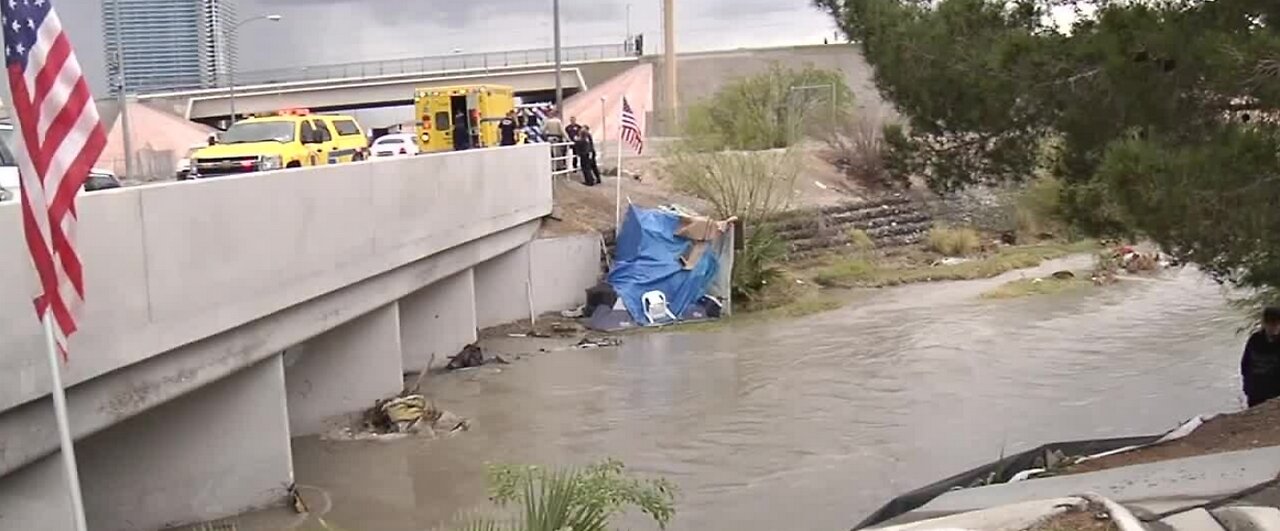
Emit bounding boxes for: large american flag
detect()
[620,96,644,154]
[4,0,106,357]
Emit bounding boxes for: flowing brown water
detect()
[256,258,1247,531]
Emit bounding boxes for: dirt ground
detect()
[1068,399,1280,474]
[539,143,871,236]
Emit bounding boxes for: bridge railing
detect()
[231,43,633,88]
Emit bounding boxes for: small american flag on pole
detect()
[4,0,107,358]
[620,96,644,154]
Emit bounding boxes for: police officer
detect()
[499,111,518,146]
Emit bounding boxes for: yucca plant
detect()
[454,459,676,531]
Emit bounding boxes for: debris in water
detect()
[447,343,513,370]
[576,336,622,349]
[551,322,582,335]
[1051,270,1076,280]
[326,394,469,442]
[561,305,587,318]
[381,395,438,432]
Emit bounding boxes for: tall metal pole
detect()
[663,0,677,129]
[110,0,134,180]
[553,0,564,114]
[227,15,283,127]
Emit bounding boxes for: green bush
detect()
[1013,176,1070,240]
[926,226,982,256]
[682,63,854,151]
[457,459,677,531]
[733,228,787,303]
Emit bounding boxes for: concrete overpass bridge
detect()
[0,145,600,530]
[136,43,893,135]
[138,44,641,124]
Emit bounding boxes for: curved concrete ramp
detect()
[563,63,653,142]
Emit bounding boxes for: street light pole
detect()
[226,14,283,126]
[109,0,134,180]
[663,0,677,129]
[553,0,564,114]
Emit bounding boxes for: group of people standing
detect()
[540,112,603,186]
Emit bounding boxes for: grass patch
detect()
[981,276,1093,299]
[811,240,1097,288]
[925,225,982,256]
[679,275,846,331]
[847,228,877,252]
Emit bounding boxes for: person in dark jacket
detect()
[498,111,518,146]
[574,126,601,186]
[1242,306,1280,407]
[452,111,472,151]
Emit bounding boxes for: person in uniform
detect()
[498,111,518,147]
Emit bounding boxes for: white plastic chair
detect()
[641,290,677,324]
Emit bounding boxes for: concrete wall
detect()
[474,244,534,329]
[0,452,77,530]
[78,356,293,531]
[529,235,602,315]
[400,269,477,372]
[284,304,405,437]
[0,144,551,476]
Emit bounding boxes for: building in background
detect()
[103,0,239,93]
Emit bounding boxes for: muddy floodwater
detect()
[247,257,1246,531]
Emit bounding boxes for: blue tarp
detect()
[607,206,722,324]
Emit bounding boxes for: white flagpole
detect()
[615,126,624,231]
[42,315,89,531]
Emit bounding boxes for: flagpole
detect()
[615,121,624,231]
[42,314,89,531]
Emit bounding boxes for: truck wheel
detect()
[286,161,301,168]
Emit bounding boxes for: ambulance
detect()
[413,85,516,153]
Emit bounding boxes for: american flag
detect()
[620,96,644,154]
[4,0,106,357]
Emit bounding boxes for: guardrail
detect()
[230,44,633,88]
[550,141,577,178]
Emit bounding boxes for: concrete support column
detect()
[78,356,293,531]
[284,303,404,437]
[400,269,478,373]
[474,244,533,328]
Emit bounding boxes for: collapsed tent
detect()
[588,205,735,331]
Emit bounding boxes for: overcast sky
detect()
[55,0,839,95]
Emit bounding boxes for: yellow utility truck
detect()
[190,109,369,178]
[413,84,515,153]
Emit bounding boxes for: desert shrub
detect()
[847,228,876,252]
[1013,176,1070,241]
[683,63,853,151]
[824,117,897,189]
[733,227,787,303]
[926,225,981,256]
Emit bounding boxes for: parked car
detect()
[175,143,208,180]
[371,133,420,158]
[0,123,122,202]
